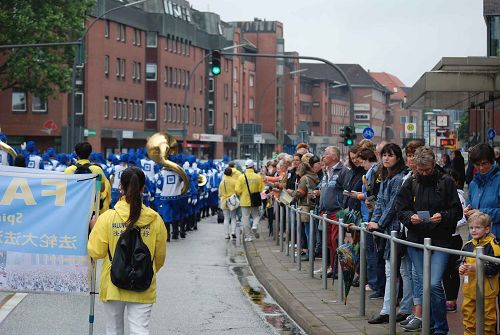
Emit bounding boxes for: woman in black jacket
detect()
[396,146,463,334]
[450,149,465,189]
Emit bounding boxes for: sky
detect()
[187,0,486,87]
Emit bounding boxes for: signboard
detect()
[362,127,374,140]
[199,134,223,142]
[354,103,370,111]
[84,129,96,137]
[122,130,134,139]
[253,134,264,144]
[405,123,417,134]
[488,128,496,140]
[436,115,448,127]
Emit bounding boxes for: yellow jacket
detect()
[219,174,238,210]
[235,168,264,207]
[88,199,167,303]
[100,177,112,214]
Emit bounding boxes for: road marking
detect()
[0,293,27,324]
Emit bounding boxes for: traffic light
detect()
[440,138,456,147]
[211,50,221,75]
[342,125,356,146]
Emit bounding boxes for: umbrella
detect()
[336,242,356,305]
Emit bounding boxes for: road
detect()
[0,215,303,335]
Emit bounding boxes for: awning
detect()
[284,134,299,145]
[406,57,500,110]
[261,132,277,144]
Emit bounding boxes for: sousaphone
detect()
[0,140,17,159]
[146,132,189,194]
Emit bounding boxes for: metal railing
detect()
[270,201,497,335]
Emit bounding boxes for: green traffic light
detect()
[346,139,353,146]
[211,66,221,75]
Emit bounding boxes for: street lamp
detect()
[424,110,436,147]
[181,43,248,153]
[68,0,149,152]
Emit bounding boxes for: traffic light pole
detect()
[221,52,355,128]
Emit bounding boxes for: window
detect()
[104,97,109,118]
[117,99,122,119]
[132,61,137,80]
[32,96,47,113]
[224,112,228,129]
[133,101,138,120]
[167,104,172,122]
[208,78,214,92]
[400,116,407,123]
[123,99,128,120]
[138,101,143,120]
[133,28,141,46]
[249,97,254,110]
[176,105,181,123]
[168,67,173,85]
[145,101,156,121]
[193,107,196,125]
[172,105,177,123]
[224,84,229,99]
[233,66,238,81]
[129,101,133,120]
[117,23,126,42]
[180,106,184,123]
[146,31,157,47]
[104,20,109,38]
[249,74,255,87]
[172,68,177,86]
[116,58,120,77]
[208,109,214,126]
[113,98,117,119]
[199,75,203,94]
[146,63,157,81]
[164,66,168,84]
[233,92,238,107]
[198,108,202,126]
[167,36,172,51]
[163,103,167,122]
[120,59,126,79]
[186,41,190,56]
[136,63,141,81]
[75,93,84,115]
[186,71,190,88]
[104,55,109,76]
[185,106,189,124]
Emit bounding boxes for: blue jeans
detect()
[304,222,311,253]
[365,233,378,290]
[407,246,449,334]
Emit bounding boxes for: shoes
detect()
[326,271,335,278]
[368,292,384,300]
[180,233,186,239]
[401,316,422,331]
[446,301,457,313]
[365,285,373,291]
[367,314,389,324]
[252,226,259,239]
[171,235,179,240]
[396,313,411,323]
[399,314,414,326]
[231,233,237,239]
[225,234,230,239]
[314,253,322,259]
[244,236,253,242]
[300,254,309,261]
[313,268,323,274]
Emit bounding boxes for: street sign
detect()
[362,127,374,140]
[488,128,496,140]
[84,129,96,137]
[253,134,264,144]
[405,123,416,134]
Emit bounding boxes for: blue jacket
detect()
[468,164,500,237]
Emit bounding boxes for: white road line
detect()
[0,293,27,324]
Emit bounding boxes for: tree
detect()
[458,112,469,142]
[0,0,94,98]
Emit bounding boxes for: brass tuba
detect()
[0,140,17,159]
[146,132,189,194]
[198,173,207,187]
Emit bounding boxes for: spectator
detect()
[450,150,465,189]
[366,143,410,324]
[219,167,239,239]
[440,154,451,172]
[341,145,365,212]
[296,142,310,155]
[396,146,463,334]
[88,167,167,335]
[495,147,500,166]
[459,212,500,335]
[465,144,500,239]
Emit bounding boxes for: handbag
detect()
[224,181,240,210]
[244,173,262,207]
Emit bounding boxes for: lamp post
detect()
[68,0,149,152]
[181,43,248,153]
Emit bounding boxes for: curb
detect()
[244,240,336,335]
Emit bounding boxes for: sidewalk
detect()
[244,223,464,335]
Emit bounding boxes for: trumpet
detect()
[0,140,17,159]
[146,132,189,194]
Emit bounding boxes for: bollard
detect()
[389,231,398,335]
[359,222,367,316]
[285,206,291,256]
[309,211,315,278]
[322,214,328,289]
[291,205,296,263]
[422,238,431,335]
[476,246,485,335]
[280,204,285,252]
[297,210,302,270]
[338,219,344,300]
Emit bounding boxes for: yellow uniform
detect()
[218,174,238,210]
[87,199,167,303]
[235,168,264,207]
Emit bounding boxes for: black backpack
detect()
[74,162,94,174]
[108,215,154,292]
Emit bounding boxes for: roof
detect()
[300,63,387,91]
[369,72,407,100]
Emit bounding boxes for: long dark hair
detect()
[120,166,145,230]
[380,143,406,180]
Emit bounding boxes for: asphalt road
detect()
[0,215,300,335]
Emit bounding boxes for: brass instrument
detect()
[198,174,207,187]
[146,132,189,194]
[0,140,17,159]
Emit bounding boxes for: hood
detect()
[473,164,499,187]
[114,199,157,227]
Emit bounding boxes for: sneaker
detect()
[367,314,389,324]
[399,314,414,326]
[369,292,384,300]
[446,301,457,313]
[231,233,237,239]
[401,316,422,331]
[244,237,253,242]
[365,285,373,291]
[252,226,259,239]
[396,313,411,323]
[314,268,323,274]
[225,234,230,239]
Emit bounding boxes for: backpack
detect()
[74,162,94,174]
[108,214,154,292]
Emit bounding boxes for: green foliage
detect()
[458,112,469,142]
[0,0,94,98]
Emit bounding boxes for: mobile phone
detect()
[417,210,431,222]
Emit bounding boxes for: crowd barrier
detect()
[269,201,498,335]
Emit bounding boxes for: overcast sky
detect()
[188,0,485,87]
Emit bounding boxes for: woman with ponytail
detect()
[88,166,167,335]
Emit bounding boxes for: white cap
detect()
[245,159,255,168]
